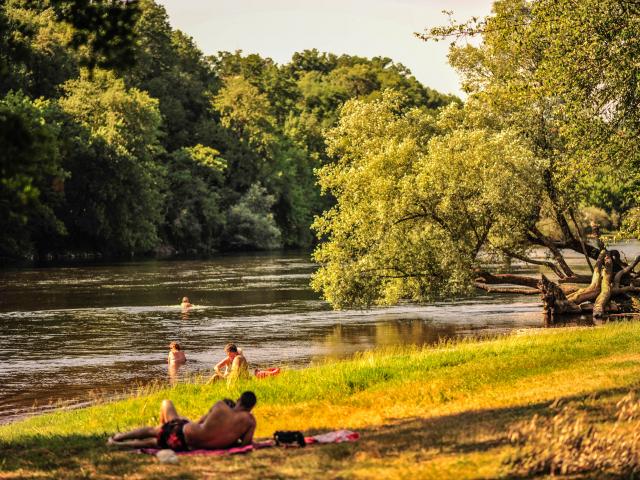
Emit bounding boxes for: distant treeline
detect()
[0,0,457,261]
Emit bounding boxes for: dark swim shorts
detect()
[157,418,190,451]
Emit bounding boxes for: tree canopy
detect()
[312,0,640,308]
[0,0,455,261]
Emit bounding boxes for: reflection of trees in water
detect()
[375,319,457,347]
[322,319,459,355]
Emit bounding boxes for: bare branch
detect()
[613,255,640,288]
[474,282,539,295]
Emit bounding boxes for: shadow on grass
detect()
[0,433,199,480]
[1,385,636,479]
[322,384,637,479]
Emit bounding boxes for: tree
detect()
[224,183,282,250]
[124,0,218,150]
[0,91,64,258]
[312,92,542,308]
[314,0,640,319]
[0,0,462,258]
[164,145,226,252]
[58,70,165,254]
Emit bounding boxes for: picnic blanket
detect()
[139,429,360,457]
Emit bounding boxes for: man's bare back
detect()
[185,400,256,449]
[107,391,257,451]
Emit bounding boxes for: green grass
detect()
[3,322,640,478]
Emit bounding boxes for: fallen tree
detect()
[476,250,640,325]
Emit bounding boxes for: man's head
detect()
[224,343,238,359]
[169,341,181,351]
[236,391,256,411]
[182,297,190,303]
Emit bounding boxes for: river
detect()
[1,243,638,423]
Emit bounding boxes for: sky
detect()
[156,0,494,97]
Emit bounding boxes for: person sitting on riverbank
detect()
[208,343,249,383]
[107,391,257,451]
[181,296,193,310]
[168,342,186,364]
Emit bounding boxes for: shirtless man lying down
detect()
[107,391,257,451]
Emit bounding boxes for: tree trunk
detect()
[592,254,613,319]
[539,274,581,325]
[472,245,638,324]
[565,250,606,304]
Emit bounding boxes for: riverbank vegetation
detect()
[0,0,456,262]
[3,322,640,478]
[312,0,640,319]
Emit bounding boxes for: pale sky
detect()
[156,0,494,97]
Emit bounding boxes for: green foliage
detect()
[312,92,542,307]
[224,183,282,250]
[0,91,64,258]
[313,0,640,307]
[2,3,77,97]
[164,145,226,252]
[57,70,165,253]
[125,0,218,150]
[622,208,640,239]
[2,0,139,82]
[0,0,457,259]
[429,0,640,216]
[213,75,277,153]
[52,0,141,70]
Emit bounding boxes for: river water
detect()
[1,243,638,423]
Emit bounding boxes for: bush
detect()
[224,183,282,250]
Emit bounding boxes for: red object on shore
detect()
[254,367,281,379]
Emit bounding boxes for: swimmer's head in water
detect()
[169,341,182,351]
[181,297,190,303]
[224,343,238,355]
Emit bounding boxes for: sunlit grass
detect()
[2,322,640,478]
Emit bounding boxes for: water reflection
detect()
[320,320,459,359]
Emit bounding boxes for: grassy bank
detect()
[3,322,640,479]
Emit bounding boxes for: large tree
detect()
[313,0,640,320]
[57,70,165,253]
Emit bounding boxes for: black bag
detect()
[273,430,305,447]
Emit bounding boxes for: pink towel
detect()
[139,430,359,456]
[305,429,360,444]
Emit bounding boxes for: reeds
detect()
[507,391,640,476]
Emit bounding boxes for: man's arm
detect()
[214,357,229,376]
[238,417,256,446]
[197,401,224,424]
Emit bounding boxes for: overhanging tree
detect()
[312,0,640,320]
